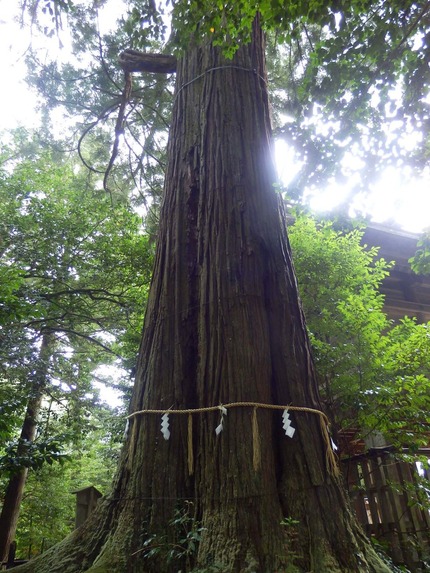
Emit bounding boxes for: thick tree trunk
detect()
[14,22,390,573]
[0,333,52,563]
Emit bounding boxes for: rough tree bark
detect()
[0,333,53,564]
[13,21,391,573]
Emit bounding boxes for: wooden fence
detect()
[342,447,430,571]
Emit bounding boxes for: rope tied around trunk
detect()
[127,401,339,478]
[176,65,267,98]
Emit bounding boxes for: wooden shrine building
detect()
[340,224,430,571]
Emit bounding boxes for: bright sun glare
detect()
[275,136,430,234]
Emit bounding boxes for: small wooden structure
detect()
[72,486,102,529]
[342,447,430,571]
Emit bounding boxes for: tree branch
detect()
[51,328,122,359]
[103,71,133,194]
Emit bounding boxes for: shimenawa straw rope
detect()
[127,401,339,477]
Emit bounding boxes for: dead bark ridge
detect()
[14,22,391,573]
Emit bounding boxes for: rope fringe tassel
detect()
[252,407,261,472]
[127,418,137,470]
[187,413,194,476]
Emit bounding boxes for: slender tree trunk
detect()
[13,21,390,573]
[0,333,52,563]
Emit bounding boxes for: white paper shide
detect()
[282,409,295,438]
[161,413,171,440]
[215,406,227,435]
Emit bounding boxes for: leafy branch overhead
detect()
[21,0,430,204]
[172,0,430,193]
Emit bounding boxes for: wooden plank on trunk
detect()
[119,50,177,74]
